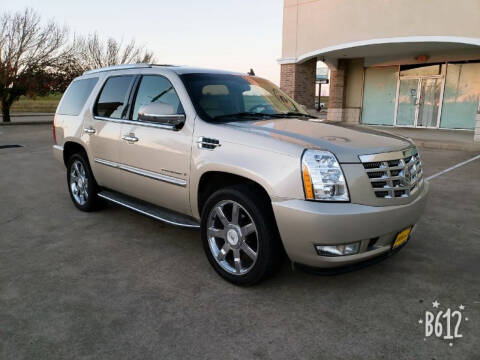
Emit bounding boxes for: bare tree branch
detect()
[72,32,155,71]
[0,8,156,122]
[0,8,71,121]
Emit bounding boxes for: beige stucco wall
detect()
[282,0,480,61]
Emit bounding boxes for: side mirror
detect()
[137,103,185,129]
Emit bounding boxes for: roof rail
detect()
[82,63,153,75]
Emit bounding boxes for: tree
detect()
[0,8,73,122]
[0,9,155,122]
[73,32,155,72]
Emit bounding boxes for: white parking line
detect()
[426,154,480,181]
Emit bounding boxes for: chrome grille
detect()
[359,148,424,199]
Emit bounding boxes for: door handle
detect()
[122,134,139,143]
[84,127,96,135]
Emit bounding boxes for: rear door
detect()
[116,73,194,215]
[84,74,136,191]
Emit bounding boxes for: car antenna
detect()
[248,68,255,76]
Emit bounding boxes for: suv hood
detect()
[226,118,413,163]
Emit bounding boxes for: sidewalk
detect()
[369,125,480,152]
[306,109,327,120]
[0,113,53,125]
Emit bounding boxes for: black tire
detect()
[201,184,283,286]
[66,152,101,212]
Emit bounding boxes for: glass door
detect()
[395,77,442,127]
[396,78,419,126]
[417,78,442,127]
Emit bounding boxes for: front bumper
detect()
[272,181,429,268]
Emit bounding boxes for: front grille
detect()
[360,148,423,199]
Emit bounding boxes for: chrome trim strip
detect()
[97,193,200,229]
[94,158,187,187]
[53,144,64,151]
[359,147,418,163]
[120,164,187,187]
[95,158,119,169]
[93,116,176,131]
[138,112,185,126]
[139,113,185,119]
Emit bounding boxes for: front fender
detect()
[190,140,304,219]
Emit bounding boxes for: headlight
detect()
[301,150,349,201]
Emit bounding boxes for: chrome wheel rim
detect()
[207,200,258,275]
[70,160,88,206]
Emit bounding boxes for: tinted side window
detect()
[95,76,135,119]
[57,78,98,116]
[132,75,184,120]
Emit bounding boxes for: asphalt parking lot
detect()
[1,124,479,360]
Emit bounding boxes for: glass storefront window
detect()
[362,63,480,130]
[400,64,442,77]
[440,63,480,130]
[361,66,398,125]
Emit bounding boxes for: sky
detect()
[2,0,284,84]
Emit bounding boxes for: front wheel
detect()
[201,184,282,285]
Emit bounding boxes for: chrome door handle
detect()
[122,134,139,143]
[84,127,96,134]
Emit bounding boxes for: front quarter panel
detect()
[190,133,305,219]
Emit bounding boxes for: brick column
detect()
[475,113,480,142]
[280,58,316,109]
[327,60,347,122]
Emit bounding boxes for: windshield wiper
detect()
[213,112,283,121]
[213,111,317,122]
[281,112,317,119]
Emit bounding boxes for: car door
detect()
[117,74,193,215]
[83,74,136,192]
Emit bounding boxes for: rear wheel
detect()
[201,184,282,285]
[66,153,100,211]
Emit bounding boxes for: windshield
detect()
[180,73,309,122]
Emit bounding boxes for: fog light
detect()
[315,242,360,257]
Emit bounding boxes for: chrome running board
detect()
[98,190,200,229]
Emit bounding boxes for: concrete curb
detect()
[0,113,54,117]
[367,125,480,152]
[415,140,480,152]
[0,120,53,126]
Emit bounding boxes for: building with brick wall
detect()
[279,0,480,142]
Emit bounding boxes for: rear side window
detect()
[57,78,98,116]
[95,76,135,119]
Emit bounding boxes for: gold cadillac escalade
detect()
[53,64,429,285]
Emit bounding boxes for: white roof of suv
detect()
[82,64,243,76]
